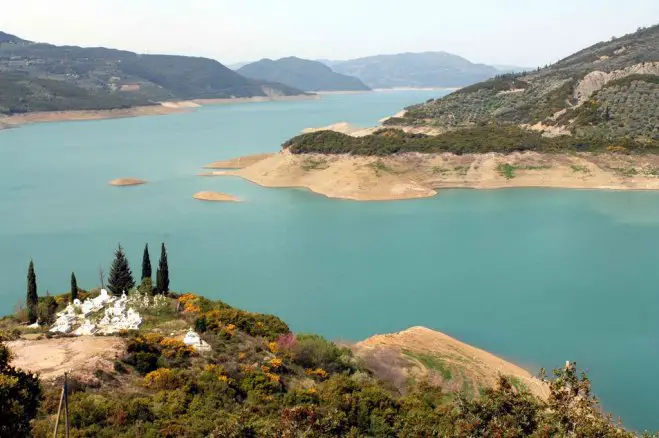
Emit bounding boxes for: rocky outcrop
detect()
[574,62,659,104]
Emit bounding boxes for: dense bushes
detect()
[287,334,356,374]
[195,307,290,340]
[123,333,196,374]
[283,125,659,156]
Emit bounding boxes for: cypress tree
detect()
[71,272,78,302]
[156,243,169,295]
[107,244,135,296]
[141,243,152,280]
[26,260,38,324]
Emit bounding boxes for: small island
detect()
[108,178,147,187]
[192,191,241,202]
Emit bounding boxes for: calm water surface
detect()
[1,90,658,431]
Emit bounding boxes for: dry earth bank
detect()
[205,150,659,201]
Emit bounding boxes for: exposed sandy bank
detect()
[352,327,549,399]
[109,178,147,186]
[373,87,460,92]
[314,90,371,95]
[0,95,319,130]
[204,153,272,169]
[191,94,319,105]
[302,121,442,137]
[0,105,187,129]
[7,336,125,383]
[216,150,659,201]
[193,191,241,202]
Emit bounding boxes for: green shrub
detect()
[290,334,356,374]
[195,308,290,340]
[0,343,42,437]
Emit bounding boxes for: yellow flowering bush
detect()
[178,293,198,304]
[607,145,628,153]
[306,368,329,380]
[144,333,164,344]
[160,337,195,359]
[265,373,280,383]
[144,368,179,390]
[183,302,201,314]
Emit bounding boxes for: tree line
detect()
[25,243,171,324]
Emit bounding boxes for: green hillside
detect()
[0,31,28,44]
[0,36,306,114]
[387,25,659,144]
[0,73,153,115]
[331,52,499,89]
[238,57,371,92]
[286,25,659,155]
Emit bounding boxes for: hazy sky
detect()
[2,0,658,67]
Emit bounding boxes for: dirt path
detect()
[7,337,125,382]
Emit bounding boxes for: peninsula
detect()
[205,25,659,201]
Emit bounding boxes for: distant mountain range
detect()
[0,31,28,44]
[237,57,370,92]
[234,52,531,90]
[326,52,500,89]
[0,32,306,115]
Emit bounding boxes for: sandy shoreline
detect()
[204,150,659,201]
[0,94,320,130]
[372,87,460,92]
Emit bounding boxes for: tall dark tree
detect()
[141,243,152,280]
[70,272,78,302]
[26,260,38,324]
[107,244,135,296]
[156,243,169,295]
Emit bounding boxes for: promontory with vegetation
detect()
[210,25,659,201]
[237,57,371,92]
[2,244,656,437]
[0,31,307,119]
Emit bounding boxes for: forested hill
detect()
[237,57,371,92]
[0,33,306,114]
[330,52,499,88]
[0,31,28,44]
[386,24,659,145]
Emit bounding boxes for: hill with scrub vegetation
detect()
[1,245,657,437]
[0,32,306,115]
[329,52,500,89]
[283,25,659,156]
[237,57,371,92]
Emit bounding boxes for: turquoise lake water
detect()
[1,90,659,431]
